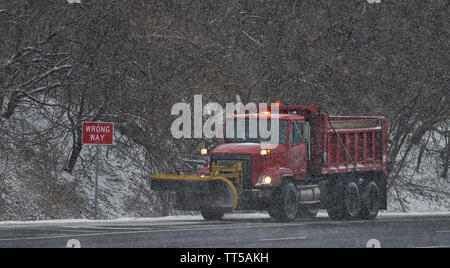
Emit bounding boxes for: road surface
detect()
[0,213,449,248]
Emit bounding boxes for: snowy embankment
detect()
[387,129,449,213]
[0,101,163,220]
[0,102,447,221]
[0,130,447,221]
[0,129,448,221]
[0,133,164,220]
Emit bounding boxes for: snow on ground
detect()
[0,107,447,221]
[0,125,161,221]
[1,211,450,226]
[387,130,449,213]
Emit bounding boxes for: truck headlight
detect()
[260,149,271,156]
[200,148,208,155]
[263,176,272,185]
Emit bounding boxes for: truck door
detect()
[289,121,308,179]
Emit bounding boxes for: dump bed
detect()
[322,116,388,175]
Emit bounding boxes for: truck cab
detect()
[205,113,314,213]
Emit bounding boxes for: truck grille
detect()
[215,160,238,167]
[212,154,253,189]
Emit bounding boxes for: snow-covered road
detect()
[1,211,450,226]
[0,212,449,248]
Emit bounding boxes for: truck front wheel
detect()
[201,211,225,221]
[269,182,298,222]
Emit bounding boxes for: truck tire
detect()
[297,206,319,219]
[343,182,361,220]
[359,181,380,220]
[326,182,361,220]
[201,211,225,221]
[269,182,298,222]
[324,181,345,220]
[326,204,344,220]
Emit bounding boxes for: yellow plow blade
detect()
[151,174,239,211]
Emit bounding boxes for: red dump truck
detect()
[152,105,389,221]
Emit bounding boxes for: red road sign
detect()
[82,122,114,145]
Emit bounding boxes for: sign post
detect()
[82,122,114,219]
[94,145,99,218]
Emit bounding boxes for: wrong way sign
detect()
[82,122,114,145]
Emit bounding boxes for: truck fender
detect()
[257,167,294,187]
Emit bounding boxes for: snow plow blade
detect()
[151,174,238,211]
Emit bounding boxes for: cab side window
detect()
[290,121,303,145]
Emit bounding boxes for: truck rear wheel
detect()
[269,182,298,222]
[359,182,380,220]
[201,211,225,221]
[343,182,362,219]
[326,181,361,220]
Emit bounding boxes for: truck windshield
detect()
[224,119,287,144]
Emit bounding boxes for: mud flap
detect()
[151,174,238,211]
